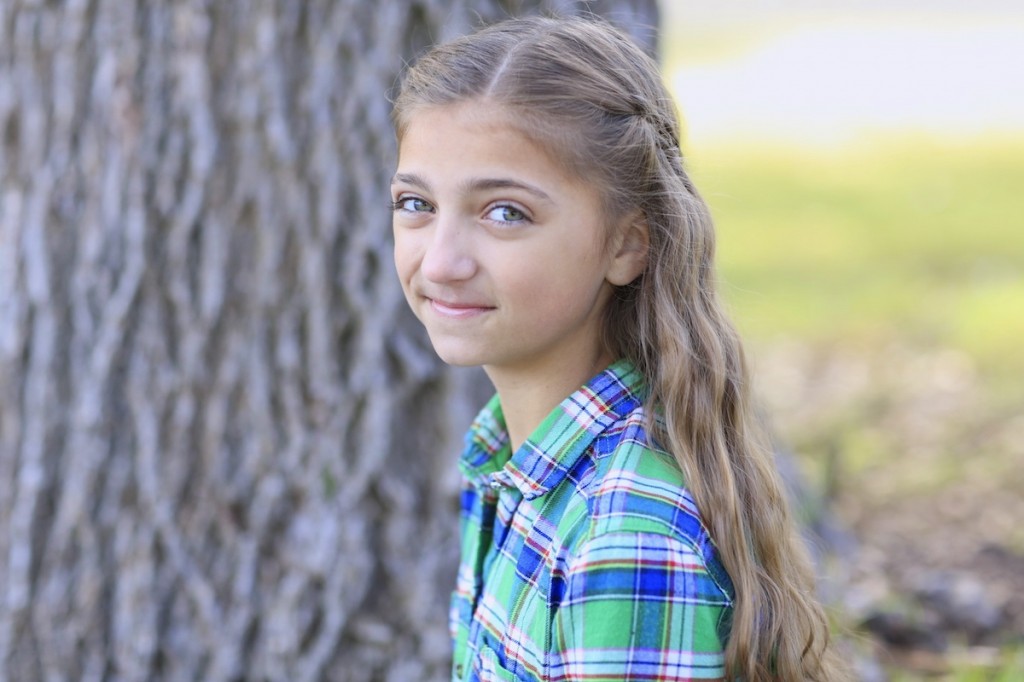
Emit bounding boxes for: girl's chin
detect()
[427,341,488,368]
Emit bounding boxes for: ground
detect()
[754,341,1024,680]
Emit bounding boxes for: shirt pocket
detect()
[473,644,521,682]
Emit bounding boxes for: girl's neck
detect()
[485,347,614,452]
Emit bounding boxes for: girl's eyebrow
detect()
[464,178,552,203]
[391,172,552,203]
[391,172,431,190]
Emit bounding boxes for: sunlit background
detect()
[667,6,1024,144]
[663,2,1024,678]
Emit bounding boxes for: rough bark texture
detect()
[0,1,658,680]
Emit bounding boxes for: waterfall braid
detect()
[393,15,846,681]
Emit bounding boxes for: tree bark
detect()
[0,1,658,680]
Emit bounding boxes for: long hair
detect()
[393,15,845,681]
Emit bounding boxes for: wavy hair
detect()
[393,15,846,681]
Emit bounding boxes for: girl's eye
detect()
[392,196,433,214]
[485,204,529,224]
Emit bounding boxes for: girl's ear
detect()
[606,212,649,286]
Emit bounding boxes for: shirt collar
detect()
[459,359,646,500]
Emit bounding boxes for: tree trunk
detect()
[0,1,658,680]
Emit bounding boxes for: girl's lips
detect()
[428,298,495,319]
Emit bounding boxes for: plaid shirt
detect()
[451,360,734,681]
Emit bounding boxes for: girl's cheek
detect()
[393,233,419,277]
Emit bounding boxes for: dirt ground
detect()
[754,341,1024,678]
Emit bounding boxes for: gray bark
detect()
[0,1,658,680]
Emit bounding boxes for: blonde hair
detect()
[394,15,845,681]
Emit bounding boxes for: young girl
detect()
[390,15,844,682]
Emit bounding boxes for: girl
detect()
[390,15,844,682]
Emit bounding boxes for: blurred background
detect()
[0,1,1019,679]
[664,2,1024,679]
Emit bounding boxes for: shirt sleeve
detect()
[553,531,731,681]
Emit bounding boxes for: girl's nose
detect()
[420,216,477,283]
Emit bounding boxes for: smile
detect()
[427,298,495,319]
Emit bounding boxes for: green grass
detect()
[888,645,1024,681]
[687,135,1024,381]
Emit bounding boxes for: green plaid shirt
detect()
[451,360,734,681]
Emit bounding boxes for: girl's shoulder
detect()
[565,405,735,602]
[584,407,708,544]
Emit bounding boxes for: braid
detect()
[609,61,839,682]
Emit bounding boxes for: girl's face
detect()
[392,101,644,379]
